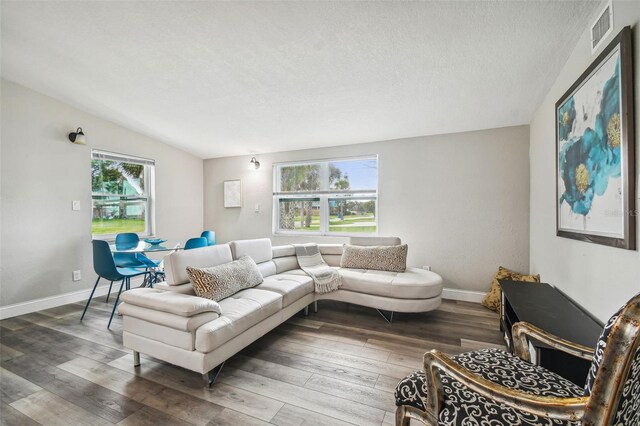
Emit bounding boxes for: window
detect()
[273,156,378,235]
[91,150,155,238]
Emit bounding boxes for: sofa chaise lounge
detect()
[118,236,442,385]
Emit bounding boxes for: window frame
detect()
[272,155,378,237]
[91,149,156,241]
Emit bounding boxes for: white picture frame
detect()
[223,179,242,208]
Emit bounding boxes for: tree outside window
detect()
[91,151,154,237]
[274,157,377,235]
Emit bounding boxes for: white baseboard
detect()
[0,277,144,320]
[442,288,485,303]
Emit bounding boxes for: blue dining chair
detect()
[201,230,216,246]
[113,233,140,266]
[184,237,208,250]
[82,240,150,329]
[111,233,160,294]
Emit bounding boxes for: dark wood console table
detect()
[499,280,602,386]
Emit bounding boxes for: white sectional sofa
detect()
[118,237,442,385]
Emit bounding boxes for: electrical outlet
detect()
[73,270,82,281]
[254,203,260,213]
[422,265,432,271]
[72,200,81,211]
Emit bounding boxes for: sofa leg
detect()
[133,351,140,367]
[303,305,309,316]
[202,361,225,388]
[376,309,394,324]
[313,301,318,313]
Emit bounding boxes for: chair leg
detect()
[108,278,126,329]
[313,301,318,313]
[133,350,141,367]
[125,276,130,291]
[395,406,411,426]
[303,306,309,316]
[105,281,113,303]
[81,276,101,321]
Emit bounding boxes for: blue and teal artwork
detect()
[557,48,624,238]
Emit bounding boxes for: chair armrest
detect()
[512,321,594,362]
[423,350,588,422]
[120,288,221,317]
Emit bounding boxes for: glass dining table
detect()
[109,240,183,253]
[108,240,182,288]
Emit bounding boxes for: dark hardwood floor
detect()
[0,296,503,425]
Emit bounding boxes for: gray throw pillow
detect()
[340,244,408,272]
[186,255,263,301]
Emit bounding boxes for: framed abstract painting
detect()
[556,26,635,250]
[223,179,242,208]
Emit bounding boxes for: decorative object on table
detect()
[556,26,635,250]
[481,266,540,312]
[144,238,167,246]
[223,179,242,208]
[186,255,263,302]
[248,156,260,170]
[294,243,342,294]
[68,127,86,145]
[395,291,640,426]
[340,244,408,273]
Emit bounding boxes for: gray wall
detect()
[204,125,530,293]
[529,1,640,323]
[0,80,204,307]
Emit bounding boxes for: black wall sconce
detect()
[68,127,86,145]
[248,156,260,170]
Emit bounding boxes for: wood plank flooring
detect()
[0,297,503,425]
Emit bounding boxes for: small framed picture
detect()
[223,179,242,208]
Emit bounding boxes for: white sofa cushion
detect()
[195,288,282,352]
[272,245,295,257]
[118,303,218,331]
[339,267,442,299]
[256,260,277,278]
[256,274,314,307]
[318,244,343,255]
[120,288,221,316]
[123,316,195,350]
[164,244,233,286]
[156,281,196,295]
[230,238,273,263]
[272,256,299,274]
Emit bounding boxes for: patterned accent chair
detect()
[395,292,640,425]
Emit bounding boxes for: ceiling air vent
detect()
[591,0,613,54]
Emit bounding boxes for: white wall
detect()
[0,80,204,307]
[204,125,530,293]
[529,1,640,323]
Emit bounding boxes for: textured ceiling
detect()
[1,1,599,159]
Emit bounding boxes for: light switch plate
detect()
[73,270,82,281]
[254,203,260,213]
[72,200,81,211]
